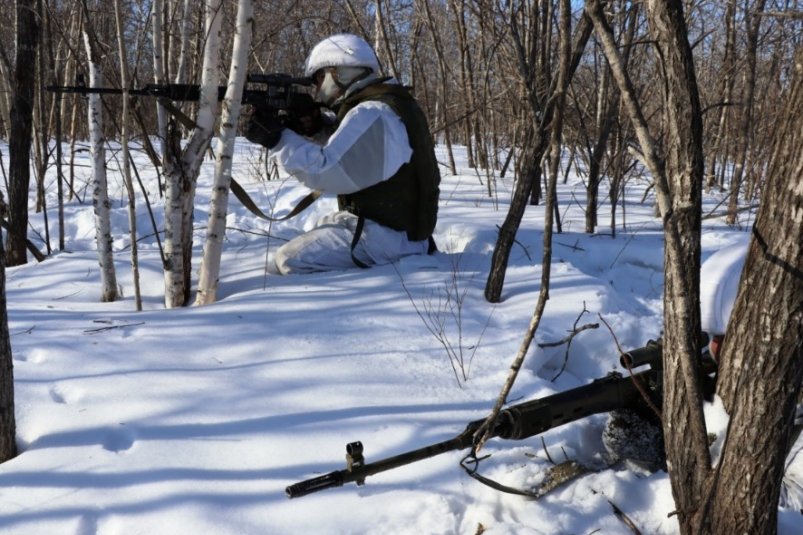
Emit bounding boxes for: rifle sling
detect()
[460,452,542,498]
[156,97,199,131]
[229,177,320,222]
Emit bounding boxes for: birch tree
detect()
[151,0,168,161]
[113,0,142,311]
[161,0,222,308]
[195,0,254,305]
[82,19,119,302]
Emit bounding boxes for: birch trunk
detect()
[151,0,168,161]
[195,0,253,305]
[174,0,193,84]
[161,0,222,308]
[83,30,118,302]
[114,0,142,311]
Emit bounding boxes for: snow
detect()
[1,139,801,534]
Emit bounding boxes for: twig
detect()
[83,321,145,334]
[10,326,36,336]
[536,303,598,382]
[608,500,642,534]
[541,436,555,464]
[598,314,662,419]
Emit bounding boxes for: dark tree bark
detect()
[0,230,17,462]
[643,3,710,530]
[702,50,803,535]
[587,0,710,529]
[6,0,40,266]
[726,0,766,225]
[484,11,592,303]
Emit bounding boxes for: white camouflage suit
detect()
[268,75,430,274]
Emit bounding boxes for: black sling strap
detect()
[349,215,371,269]
[229,178,321,222]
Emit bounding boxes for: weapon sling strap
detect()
[229,178,321,222]
[347,214,438,270]
[460,451,542,498]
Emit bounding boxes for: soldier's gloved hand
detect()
[286,93,324,137]
[245,107,284,149]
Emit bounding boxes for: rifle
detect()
[46,73,316,130]
[47,73,321,219]
[286,338,717,499]
[48,73,313,107]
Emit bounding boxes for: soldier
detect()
[246,33,440,274]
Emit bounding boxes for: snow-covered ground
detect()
[1,139,800,534]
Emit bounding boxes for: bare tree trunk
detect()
[420,0,457,175]
[484,8,592,302]
[374,0,400,80]
[701,50,803,535]
[0,59,12,139]
[33,0,50,248]
[195,0,253,305]
[588,1,712,531]
[44,2,65,251]
[6,0,39,266]
[151,0,168,163]
[449,0,475,168]
[0,232,15,463]
[162,0,222,308]
[644,3,709,529]
[83,22,119,303]
[114,0,143,311]
[474,0,572,452]
[584,59,612,234]
[707,1,736,191]
[586,1,637,235]
[726,0,767,225]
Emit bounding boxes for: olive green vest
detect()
[335,83,440,242]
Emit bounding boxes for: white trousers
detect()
[274,211,429,274]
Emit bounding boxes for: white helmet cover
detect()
[304,34,381,77]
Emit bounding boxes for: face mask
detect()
[315,70,343,107]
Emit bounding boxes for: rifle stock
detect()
[286,339,702,499]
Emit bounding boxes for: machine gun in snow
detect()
[285,338,717,499]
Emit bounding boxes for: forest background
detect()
[0,1,801,534]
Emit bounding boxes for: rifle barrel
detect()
[286,425,478,498]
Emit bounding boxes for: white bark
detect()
[195,0,254,305]
[151,0,168,160]
[174,0,193,84]
[114,0,143,311]
[162,0,222,308]
[82,31,118,302]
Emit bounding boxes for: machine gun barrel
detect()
[285,427,480,498]
[286,341,673,499]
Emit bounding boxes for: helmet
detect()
[304,34,381,77]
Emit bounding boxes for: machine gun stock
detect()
[287,339,714,499]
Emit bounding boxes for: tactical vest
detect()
[335,83,440,243]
